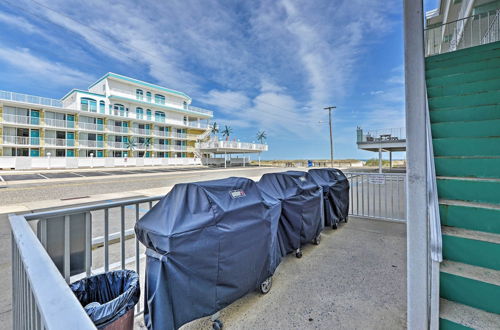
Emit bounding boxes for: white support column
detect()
[404,1,429,329]
[378,147,383,174]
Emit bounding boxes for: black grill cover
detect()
[257,171,324,255]
[308,168,350,225]
[134,177,281,330]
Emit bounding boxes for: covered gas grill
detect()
[135,177,282,330]
[257,171,324,258]
[309,168,350,228]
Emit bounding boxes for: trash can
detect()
[307,160,313,167]
[309,168,350,228]
[70,270,140,330]
[135,177,282,330]
[257,171,324,258]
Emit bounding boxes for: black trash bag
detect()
[309,168,350,226]
[70,269,140,328]
[257,171,324,255]
[135,177,282,330]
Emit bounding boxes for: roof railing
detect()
[0,90,62,108]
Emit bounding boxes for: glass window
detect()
[155,94,165,104]
[146,92,152,102]
[136,89,143,100]
[136,107,144,119]
[81,98,97,112]
[155,111,166,123]
[146,109,152,120]
[113,104,125,116]
[99,101,105,113]
[183,101,187,109]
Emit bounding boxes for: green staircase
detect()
[426,41,500,329]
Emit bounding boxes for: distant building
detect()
[0,72,212,159]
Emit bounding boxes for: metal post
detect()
[324,106,336,167]
[404,1,429,329]
[224,151,227,168]
[378,147,383,174]
[390,151,393,169]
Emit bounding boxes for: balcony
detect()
[425,9,500,56]
[197,141,268,153]
[107,126,129,134]
[45,118,75,129]
[107,141,126,149]
[153,144,170,151]
[131,128,151,135]
[2,114,39,126]
[0,90,62,107]
[78,140,104,148]
[78,122,104,131]
[2,135,39,146]
[152,130,169,137]
[44,138,74,147]
[8,172,406,329]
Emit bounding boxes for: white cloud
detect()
[0,46,94,87]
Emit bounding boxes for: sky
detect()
[0,0,439,160]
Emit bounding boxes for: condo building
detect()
[0,72,212,159]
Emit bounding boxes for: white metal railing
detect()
[44,138,74,147]
[107,141,126,149]
[187,105,213,116]
[107,125,129,133]
[197,141,268,151]
[344,172,406,222]
[131,128,151,135]
[45,118,75,129]
[425,9,500,56]
[0,90,62,107]
[2,114,38,125]
[153,144,169,151]
[356,127,406,143]
[78,140,104,148]
[78,122,104,131]
[2,135,39,146]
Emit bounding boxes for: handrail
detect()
[10,214,96,329]
[0,90,63,108]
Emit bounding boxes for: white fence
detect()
[0,156,202,170]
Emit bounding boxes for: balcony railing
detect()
[78,140,104,148]
[188,105,213,116]
[45,118,75,129]
[356,127,406,143]
[197,141,268,151]
[425,9,500,56]
[3,135,39,146]
[78,122,104,131]
[2,114,39,125]
[153,144,170,151]
[107,141,126,149]
[131,128,151,135]
[152,130,169,137]
[0,90,62,107]
[107,126,129,133]
[44,138,74,147]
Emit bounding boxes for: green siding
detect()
[440,204,500,234]
[440,272,500,314]
[442,235,500,270]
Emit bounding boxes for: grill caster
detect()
[212,319,223,330]
[295,249,303,258]
[332,222,338,230]
[313,234,321,245]
[259,277,272,294]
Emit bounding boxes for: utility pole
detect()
[324,106,336,167]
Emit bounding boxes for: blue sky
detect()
[0,0,438,160]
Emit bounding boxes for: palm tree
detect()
[211,122,219,137]
[221,125,233,141]
[256,130,267,167]
[143,137,152,158]
[125,137,137,158]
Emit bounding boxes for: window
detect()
[146,109,152,120]
[113,104,125,116]
[81,98,97,112]
[136,107,144,119]
[155,94,165,105]
[183,101,187,109]
[155,111,166,123]
[146,92,152,102]
[136,89,143,100]
[99,101,105,113]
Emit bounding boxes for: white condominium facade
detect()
[0,72,213,159]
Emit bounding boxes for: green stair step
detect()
[431,119,500,138]
[427,77,500,98]
[435,157,500,179]
[430,104,500,123]
[440,200,500,234]
[440,298,500,330]
[426,40,500,64]
[426,57,500,79]
[442,227,500,270]
[440,260,500,314]
[437,177,500,205]
[433,137,500,157]
[426,48,500,70]
[426,66,500,89]
[428,90,500,110]
[439,319,472,330]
